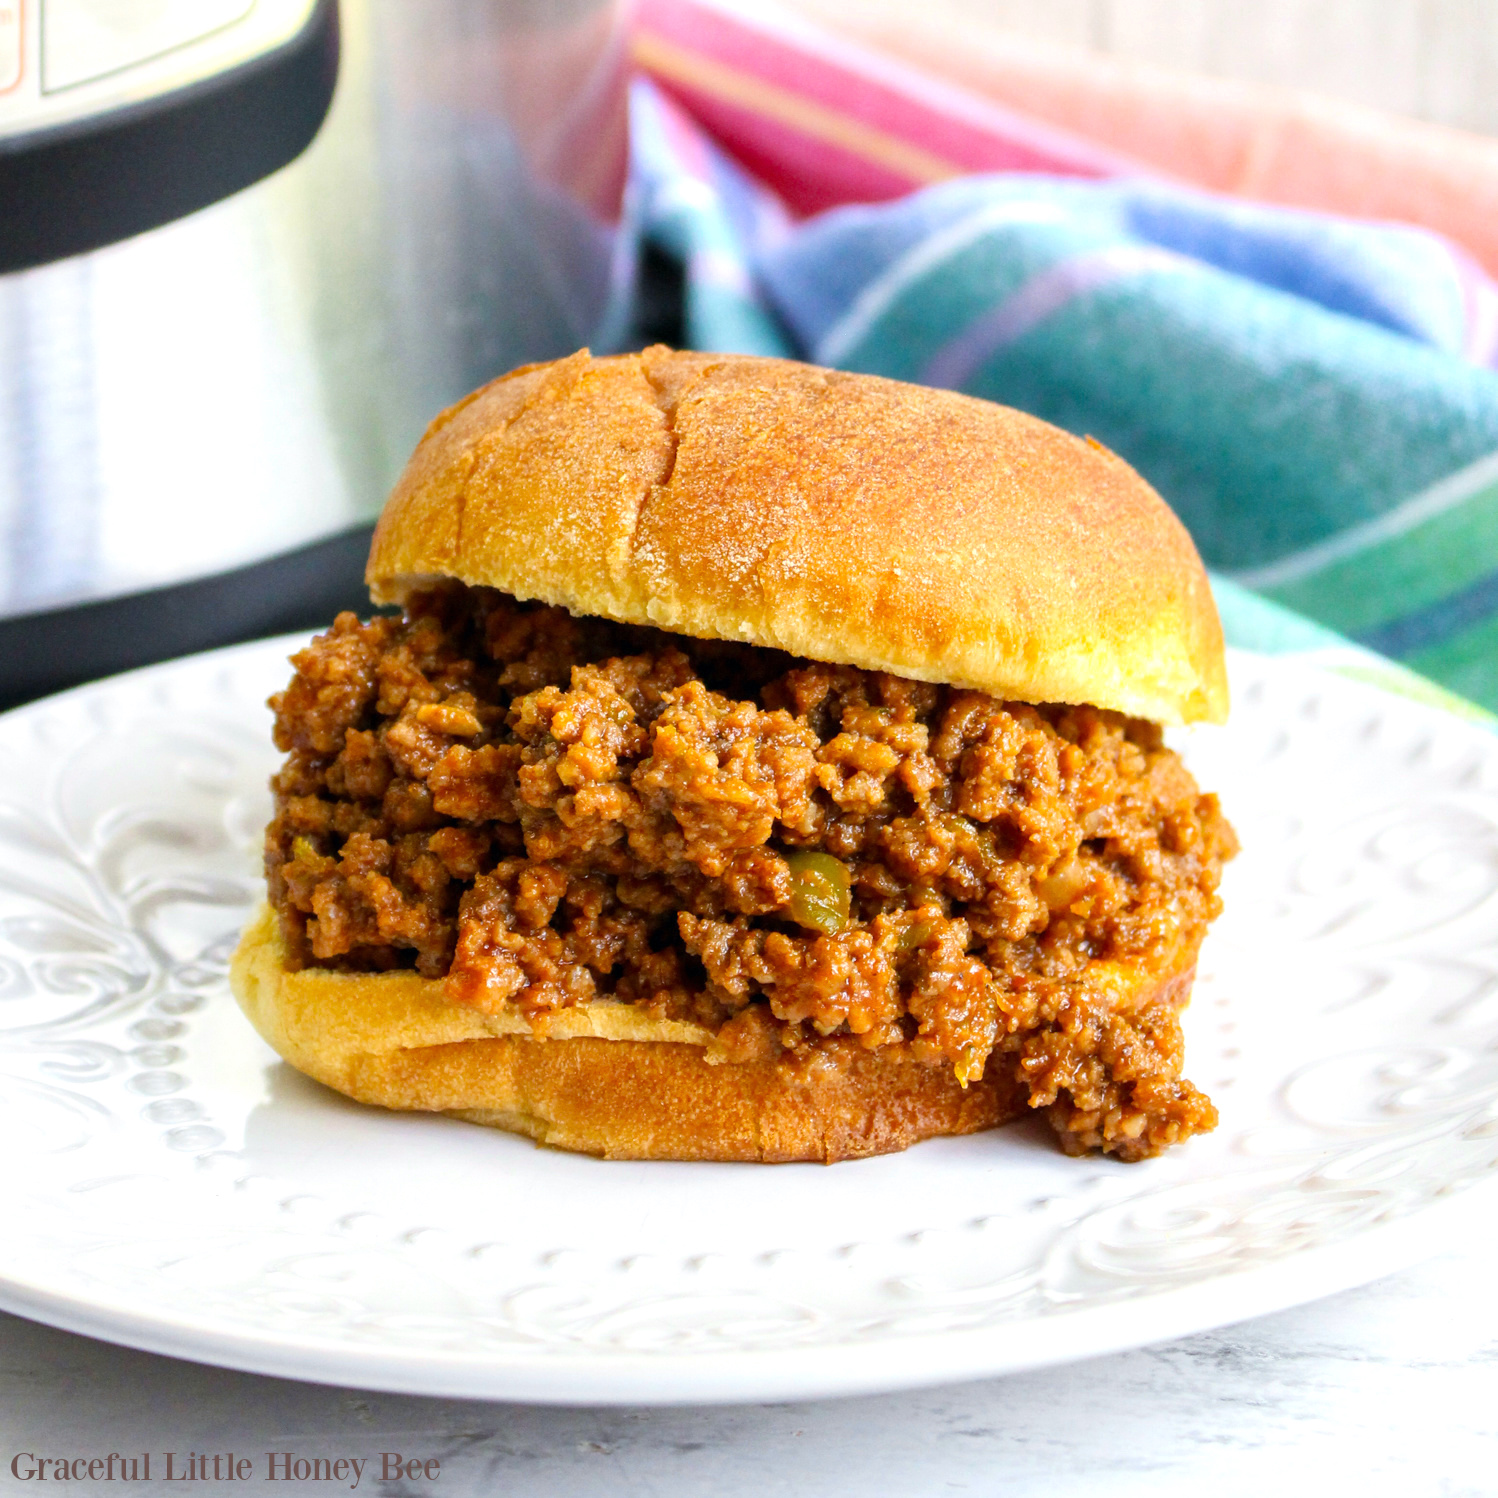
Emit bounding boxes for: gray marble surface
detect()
[2,1232,1494,1498]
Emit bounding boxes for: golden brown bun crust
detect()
[231,905,1025,1161]
[367,348,1227,725]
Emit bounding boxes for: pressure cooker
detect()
[0,0,632,701]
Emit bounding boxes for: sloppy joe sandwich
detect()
[232,347,1237,1163]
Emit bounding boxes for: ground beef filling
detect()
[267,585,1238,1159]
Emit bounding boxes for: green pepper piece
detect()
[896,920,933,952]
[784,850,851,934]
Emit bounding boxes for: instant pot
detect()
[0,0,632,702]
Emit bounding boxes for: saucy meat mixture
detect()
[267,585,1238,1159]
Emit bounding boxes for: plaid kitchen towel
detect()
[624,65,1498,716]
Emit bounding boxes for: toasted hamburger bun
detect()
[233,348,1227,1161]
[367,347,1227,727]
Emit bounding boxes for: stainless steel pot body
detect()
[0,0,631,619]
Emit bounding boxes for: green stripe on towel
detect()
[1236,459,1498,636]
[1406,610,1498,712]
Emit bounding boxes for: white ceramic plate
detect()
[0,639,1496,1404]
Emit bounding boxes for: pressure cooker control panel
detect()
[0,0,320,136]
[0,0,337,271]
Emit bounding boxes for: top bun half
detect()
[366,348,1228,726]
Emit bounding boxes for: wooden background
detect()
[788,0,1498,135]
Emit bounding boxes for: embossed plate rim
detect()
[0,637,1495,1403]
[0,1186,1491,1403]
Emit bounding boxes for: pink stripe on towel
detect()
[632,0,1145,216]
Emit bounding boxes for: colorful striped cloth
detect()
[790,2,1498,285]
[632,0,1138,214]
[623,13,1498,716]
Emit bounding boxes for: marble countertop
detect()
[2,1230,1494,1498]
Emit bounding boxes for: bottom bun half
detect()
[232,906,1195,1163]
[231,905,1036,1162]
